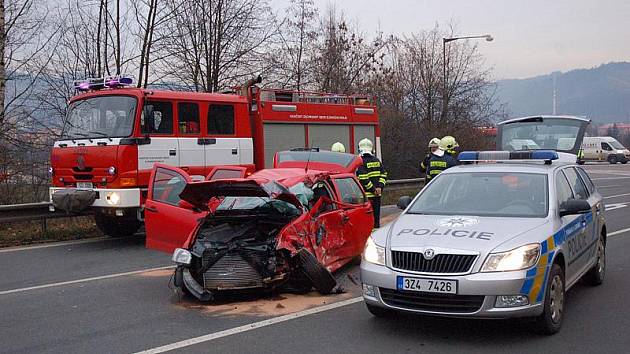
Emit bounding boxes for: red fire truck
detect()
[49,76,381,236]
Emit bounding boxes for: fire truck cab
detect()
[49,76,381,237]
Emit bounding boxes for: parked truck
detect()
[49,76,381,236]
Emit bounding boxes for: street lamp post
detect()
[442,34,493,122]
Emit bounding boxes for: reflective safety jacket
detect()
[356,154,388,198]
[426,153,457,181]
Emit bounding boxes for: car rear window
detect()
[276,151,356,167]
[408,172,549,217]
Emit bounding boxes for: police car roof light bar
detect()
[458,150,559,164]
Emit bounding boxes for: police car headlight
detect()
[481,243,540,272]
[363,236,385,266]
[172,248,192,265]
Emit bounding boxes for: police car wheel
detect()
[534,263,564,335]
[366,303,393,318]
[584,234,606,286]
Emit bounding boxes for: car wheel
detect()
[622,160,628,164]
[584,234,606,286]
[534,264,564,335]
[296,249,336,295]
[94,213,141,237]
[366,303,393,318]
[608,155,618,164]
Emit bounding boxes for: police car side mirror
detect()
[397,196,412,210]
[559,199,591,217]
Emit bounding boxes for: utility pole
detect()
[552,74,557,115]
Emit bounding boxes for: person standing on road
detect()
[426,137,458,181]
[421,138,440,177]
[331,142,346,153]
[356,138,388,229]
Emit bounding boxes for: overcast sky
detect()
[278,0,630,80]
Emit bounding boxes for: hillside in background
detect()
[496,62,630,124]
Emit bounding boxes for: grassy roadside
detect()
[0,216,104,248]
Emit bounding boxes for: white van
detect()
[580,136,630,164]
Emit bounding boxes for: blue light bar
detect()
[73,75,133,92]
[458,150,559,163]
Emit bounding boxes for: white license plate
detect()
[397,276,457,294]
[76,182,93,189]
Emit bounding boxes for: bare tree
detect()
[374,27,505,178]
[314,7,389,94]
[156,0,277,92]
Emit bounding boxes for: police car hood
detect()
[386,214,550,254]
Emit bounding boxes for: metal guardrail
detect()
[0,178,424,224]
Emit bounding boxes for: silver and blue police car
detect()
[361,116,606,334]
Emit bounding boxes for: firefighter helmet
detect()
[331,142,346,153]
[358,138,374,154]
[439,136,459,151]
[428,137,440,148]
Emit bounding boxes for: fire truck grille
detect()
[379,288,484,313]
[202,253,263,290]
[391,251,476,274]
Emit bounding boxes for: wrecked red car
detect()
[144,159,373,301]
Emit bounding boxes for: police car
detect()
[361,116,607,334]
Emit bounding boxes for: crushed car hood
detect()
[179,178,303,211]
[387,214,550,255]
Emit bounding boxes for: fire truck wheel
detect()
[94,213,141,237]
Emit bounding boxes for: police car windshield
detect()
[63,96,137,140]
[409,172,548,218]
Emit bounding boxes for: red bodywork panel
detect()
[145,165,373,272]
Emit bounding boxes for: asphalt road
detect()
[1,163,629,354]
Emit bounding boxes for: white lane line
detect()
[135,296,364,354]
[610,227,630,237]
[0,265,174,296]
[603,192,630,200]
[0,237,111,253]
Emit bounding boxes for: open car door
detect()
[206,166,248,181]
[145,164,205,253]
[329,174,374,258]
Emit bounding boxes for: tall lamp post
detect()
[442,34,494,121]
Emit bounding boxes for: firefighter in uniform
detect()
[331,142,346,153]
[421,138,440,176]
[356,138,387,229]
[426,137,458,181]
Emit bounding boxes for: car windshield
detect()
[276,151,355,167]
[500,118,583,152]
[408,172,548,217]
[63,96,137,139]
[609,140,625,149]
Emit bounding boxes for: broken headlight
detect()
[172,248,192,265]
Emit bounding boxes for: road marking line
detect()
[0,237,112,253]
[135,296,364,354]
[0,265,174,295]
[603,192,630,200]
[610,227,630,237]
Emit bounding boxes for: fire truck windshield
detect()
[63,96,137,140]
